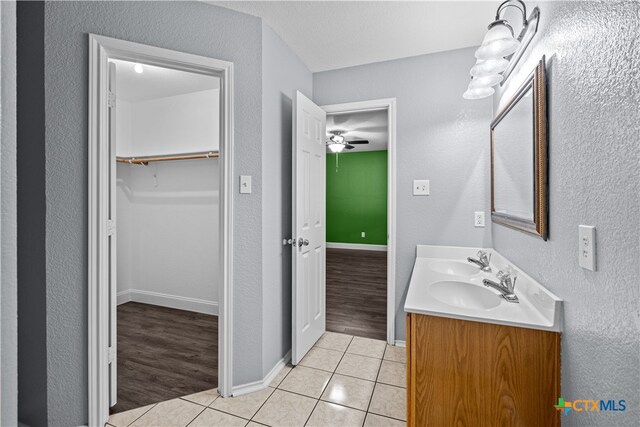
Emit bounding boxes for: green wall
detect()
[326,150,387,245]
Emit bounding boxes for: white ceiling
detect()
[111,59,220,102]
[327,109,388,153]
[209,1,496,72]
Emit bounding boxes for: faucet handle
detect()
[477,250,491,264]
[497,270,510,281]
[497,269,517,292]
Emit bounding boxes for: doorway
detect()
[88,35,234,426]
[323,101,396,343]
[110,58,220,413]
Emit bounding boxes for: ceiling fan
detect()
[326,130,369,153]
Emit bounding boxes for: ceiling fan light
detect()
[470,58,509,77]
[463,86,494,100]
[328,143,345,153]
[475,20,521,60]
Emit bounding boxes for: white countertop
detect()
[404,245,563,332]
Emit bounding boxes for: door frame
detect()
[88,34,234,426]
[321,98,397,345]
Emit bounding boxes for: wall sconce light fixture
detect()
[463,0,540,100]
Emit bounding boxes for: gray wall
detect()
[492,2,639,425]
[35,2,263,424]
[1,1,18,426]
[261,23,312,376]
[313,48,493,340]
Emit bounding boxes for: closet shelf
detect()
[116,151,219,165]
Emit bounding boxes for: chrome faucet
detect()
[483,269,519,303]
[467,250,492,272]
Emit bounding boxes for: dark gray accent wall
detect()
[17,2,48,425]
[313,48,493,340]
[1,1,18,426]
[23,2,263,424]
[492,2,640,425]
[261,23,312,375]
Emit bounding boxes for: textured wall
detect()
[261,23,313,377]
[41,2,262,424]
[326,151,388,245]
[492,2,640,425]
[1,1,18,425]
[313,47,493,339]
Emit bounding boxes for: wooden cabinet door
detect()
[407,313,560,427]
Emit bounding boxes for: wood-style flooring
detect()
[111,302,217,414]
[326,248,387,340]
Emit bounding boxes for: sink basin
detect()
[429,261,481,276]
[429,280,501,310]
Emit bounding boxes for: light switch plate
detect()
[240,175,252,194]
[474,211,485,227]
[413,179,429,196]
[578,225,596,271]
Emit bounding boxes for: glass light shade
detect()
[328,143,345,153]
[463,86,494,100]
[475,21,521,60]
[469,74,503,88]
[470,58,509,77]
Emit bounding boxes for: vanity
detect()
[404,245,562,426]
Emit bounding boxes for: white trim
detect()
[394,340,406,348]
[116,290,219,316]
[326,242,387,251]
[232,350,291,397]
[322,98,397,346]
[88,34,234,427]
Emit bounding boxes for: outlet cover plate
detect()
[413,179,429,196]
[578,225,596,271]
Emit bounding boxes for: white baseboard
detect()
[326,242,387,251]
[232,350,292,397]
[117,289,218,315]
[394,340,406,348]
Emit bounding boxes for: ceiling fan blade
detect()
[346,140,369,144]
[344,144,355,150]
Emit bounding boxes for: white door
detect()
[108,61,118,407]
[291,91,327,364]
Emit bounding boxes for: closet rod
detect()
[116,151,219,165]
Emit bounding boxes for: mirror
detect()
[491,57,548,240]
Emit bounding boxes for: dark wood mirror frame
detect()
[491,56,548,240]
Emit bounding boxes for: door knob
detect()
[298,238,309,247]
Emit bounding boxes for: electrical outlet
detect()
[579,225,596,271]
[361,231,366,238]
[474,211,485,227]
[413,179,429,196]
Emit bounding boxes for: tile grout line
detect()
[302,334,355,427]
[122,403,157,427]
[183,405,208,427]
[362,344,388,426]
[239,386,277,424]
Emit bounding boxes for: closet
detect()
[111,59,220,413]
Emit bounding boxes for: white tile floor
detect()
[107,332,406,427]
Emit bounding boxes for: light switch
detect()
[240,175,252,194]
[578,225,596,271]
[474,211,485,227]
[361,231,366,238]
[413,180,430,196]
